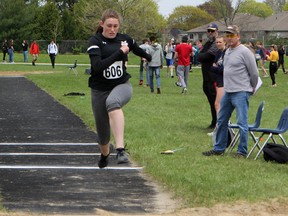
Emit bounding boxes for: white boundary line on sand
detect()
[0,142,142,170]
[0,165,143,170]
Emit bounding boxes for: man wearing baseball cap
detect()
[202,25,259,158]
[198,23,219,130]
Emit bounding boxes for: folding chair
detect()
[227,101,265,155]
[67,60,78,75]
[247,107,288,160]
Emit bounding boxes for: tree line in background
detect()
[1,0,287,52]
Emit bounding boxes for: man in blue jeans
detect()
[202,25,259,157]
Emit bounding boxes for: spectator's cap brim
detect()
[225,25,240,34]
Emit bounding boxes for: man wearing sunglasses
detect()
[202,25,259,158]
[198,23,219,130]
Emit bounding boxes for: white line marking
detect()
[0,143,99,146]
[0,153,116,156]
[0,165,143,170]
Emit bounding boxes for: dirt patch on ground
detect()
[0,198,287,216]
[0,71,55,76]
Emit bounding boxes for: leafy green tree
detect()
[239,0,273,17]
[283,2,288,11]
[264,0,286,13]
[0,0,39,49]
[198,1,232,20]
[45,0,79,12]
[36,2,63,42]
[61,9,83,39]
[75,0,165,41]
[167,6,215,30]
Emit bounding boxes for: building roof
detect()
[187,12,288,33]
[262,11,288,31]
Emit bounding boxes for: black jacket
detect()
[87,33,151,91]
[198,38,219,83]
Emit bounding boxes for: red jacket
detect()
[30,42,40,54]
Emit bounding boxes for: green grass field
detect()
[1,53,288,209]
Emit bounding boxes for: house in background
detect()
[187,12,288,44]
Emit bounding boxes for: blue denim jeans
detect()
[149,66,161,92]
[8,49,14,63]
[214,91,251,155]
[23,51,28,62]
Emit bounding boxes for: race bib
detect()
[103,61,123,79]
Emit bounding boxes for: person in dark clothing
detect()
[198,23,219,129]
[22,40,29,62]
[278,44,286,74]
[87,9,152,168]
[2,39,8,62]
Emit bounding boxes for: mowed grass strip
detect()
[1,53,288,208]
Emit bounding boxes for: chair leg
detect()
[250,131,261,150]
[227,130,240,155]
[254,133,273,160]
[278,134,288,148]
[72,68,78,76]
[247,133,264,158]
[66,68,71,75]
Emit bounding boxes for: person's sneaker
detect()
[175,82,182,87]
[202,149,224,156]
[206,124,216,129]
[182,88,187,94]
[234,152,247,158]
[116,149,129,164]
[207,131,214,136]
[98,154,109,168]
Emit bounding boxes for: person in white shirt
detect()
[47,40,58,68]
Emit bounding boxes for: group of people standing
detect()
[251,41,286,87]
[2,39,15,63]
[2,39,58,68]
[201,23,260,158]
[138,35,196,95]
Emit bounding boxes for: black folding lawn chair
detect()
[67,60,78,76]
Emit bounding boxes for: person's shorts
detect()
[166,58,174,66]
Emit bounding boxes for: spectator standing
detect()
[193,42,199,66]
[30,40,40,66]
[207,36,226,137]
[139,39,150,86]
[266,44,279,87]
[211,36,226,115]
[165,38,175,78]
[174,35,193,94]
[278,44,286,74]
[198,23,219,130]
[147,36,164,94]
[197,39,203,51]
[8,39,14,63]
[2,39,8,63]
[202,25,259,157]
[22,40,29,62]
[47,40,58,68]
[87,9,151,168]
[256,41,269,77]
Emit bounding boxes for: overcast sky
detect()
[157,0,207,17]
[156,0,264,17]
